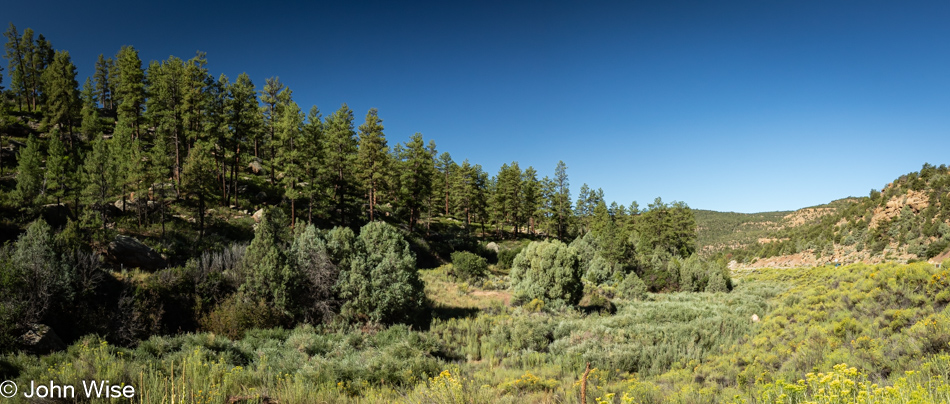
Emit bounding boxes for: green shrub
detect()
[497,246,523,270]
[338,222,425,324]
[450,251,488,281]
[619,272,648,300]
[239,208,293,313]
[510,240,582,306]
[200,293,290,339]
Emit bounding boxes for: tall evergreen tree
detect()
[44,135,71,205]
[435,152,455,216]
[41,50,80,137]
[14,136,42,209]
[82,137,117,235]
[205,74,231,203]
[3,23,27,111]
[79,78,101,140]
[322,104,357,225]
[553,160,572,240]
[145,56,186,190]
[93,54,114,112]
[356,108,389,222]
[276,100,306,227]
[182,140,218,239]
[521,166,541,235]
[114,46,145,139]
[181,52,210,150]
[260,76,288,182]
[226,73,262,207]
[31,33,54,108]
[398,133,435,232]
[18,28,37,111]
[301,106,325,223]
[149,130,173,239]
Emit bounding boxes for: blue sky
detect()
[6,1,950,213]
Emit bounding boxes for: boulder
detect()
[107,235,167,271]
[21,324,66,354]
[485,242,500,253]
[248,158,265,174]
[253,208,265,223]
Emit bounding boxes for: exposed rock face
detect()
[871,190,930,228]
[253,208,265,223]
[107,235,167,271]
[783,208,836,227]
[21,324,66,354]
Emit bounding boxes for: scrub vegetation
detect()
[1,22,950,403]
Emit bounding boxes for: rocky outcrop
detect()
[871,190,930,228]
[107,235,167,271]
[21,324,66,354]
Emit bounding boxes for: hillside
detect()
[694,209,790,254]
[714,163,950,267]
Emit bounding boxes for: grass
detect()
[5,262,950,403]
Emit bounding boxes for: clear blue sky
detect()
[6,1,950,213]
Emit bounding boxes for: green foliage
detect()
[240,208,293,313]
[14,135,42,208]
[450,251,488,281]
[200,293,289,339]
[694,209,790,254]
[510,240,582,306]
[635,197,697,258]
[286,224,339,324]
[338,221,425,324]
[618,271,648,300]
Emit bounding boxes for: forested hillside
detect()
[694,209,790,254]
[0,22,721,354]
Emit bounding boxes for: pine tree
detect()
[18,28,37,111]
[110,126,141,213]
[226,73,262,207]
[553,160,572,240]
[45,135,70,205]
[145,57,185,190]
[356,108,389,222]
[32,33,54,108]
[93,54,113,112]
[435,152,455,216]
[81,137,117,234]
[14,136,43,209]
[260,76,288,182]
[41,50,80,137]
[276,100,306,227]
[205,74,231,203]
[398,133,435,232]
[3,23,27,111]
[452,159,473,227]
[301,106,325,223]
[181,52,210,152]
[114,46,145,139]
[79,78,101,140]
[521,166,541,234]
[322,104,357,225]
[149,130,173,239]
[182,140,218,239]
